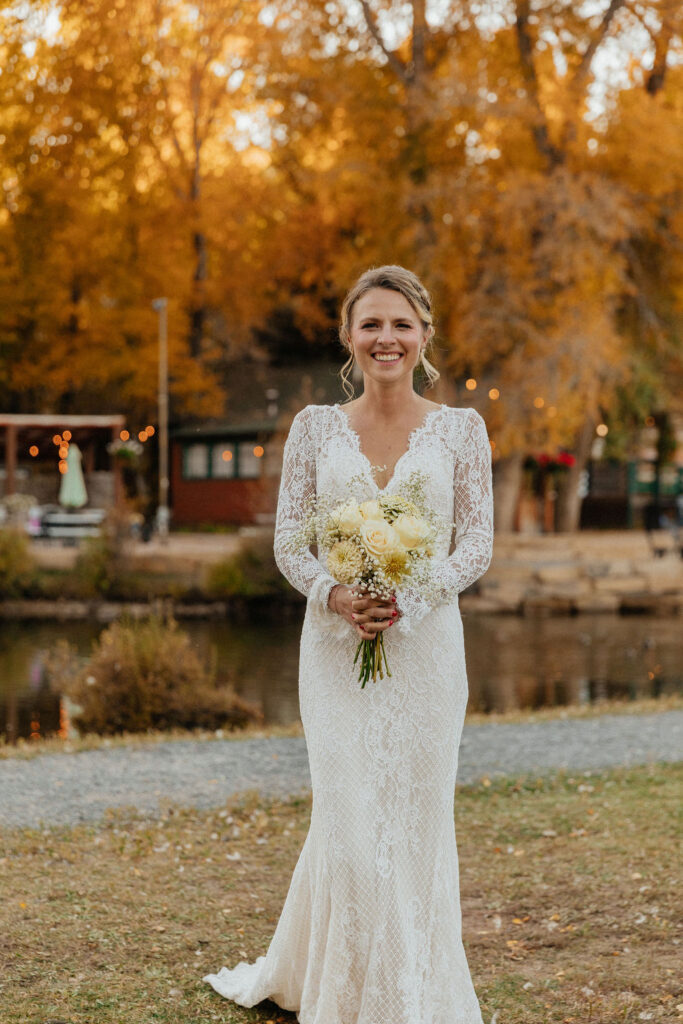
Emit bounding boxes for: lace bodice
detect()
[273,403,494,633]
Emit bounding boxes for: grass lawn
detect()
[1,762,681,1024]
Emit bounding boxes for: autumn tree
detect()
[256,0,683,529]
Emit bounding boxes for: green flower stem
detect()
[357,631,393,688]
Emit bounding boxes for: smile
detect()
[372,353,403,362]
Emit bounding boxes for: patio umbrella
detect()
[58,441,88,509]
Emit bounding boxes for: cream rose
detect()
[360,518,402,559]
[393,513,431,550]
[359,499,383,520]
[336,500,364,535]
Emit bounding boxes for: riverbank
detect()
[2,762,680,1023]
[3,527,679,618]
[2,693,682,761]
[1,707,680,828]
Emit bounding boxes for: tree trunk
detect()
[493,452,524,532]
[556,415,595,532]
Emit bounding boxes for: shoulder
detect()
[288,404,336,443]
[444,404,486,427]
[441,405,489,448]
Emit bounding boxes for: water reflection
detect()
[1,612,681,742]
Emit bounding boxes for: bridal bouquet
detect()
[285,471,445,687]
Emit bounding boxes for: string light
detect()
[465,378,477,390]
[52,434,62,445]
[62,430,72,441]
[488,388,499,400]
[221,450,233,461]
[138,431,147,442]
[58,460,68,474]
[146,425,155,436]
[59,445,69,458]
[596,423,608,436]
[120,430,129,441]
[29,445,39,457]
[253,445,264,457]
[533,396,545,408]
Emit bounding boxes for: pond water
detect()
[1,612,681,743]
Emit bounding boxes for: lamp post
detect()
[152,297,169,543]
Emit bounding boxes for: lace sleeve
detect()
[394,408,494,634]
[273,406,348,631]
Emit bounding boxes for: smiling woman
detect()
[202,265,495,1023]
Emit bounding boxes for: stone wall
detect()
[461,530,683,615]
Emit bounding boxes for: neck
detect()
[355,378,424,420]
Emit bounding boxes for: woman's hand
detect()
[328,585,400,639]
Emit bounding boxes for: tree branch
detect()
[570,0,627,94]
[645,2,677,95]
[359,0,411,83]
[514,0,564,168]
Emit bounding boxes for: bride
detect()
[204,265,494,1023]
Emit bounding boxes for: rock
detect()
[521,596,575,615]
[534,564,580,584]
[593,576,648,594]
[574,593,620,613]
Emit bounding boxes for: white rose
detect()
[360,519,401,558]
[359,499,383,520]
[393,513,431,550]
[336,501,364,535]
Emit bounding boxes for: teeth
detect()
[373,353,401,361]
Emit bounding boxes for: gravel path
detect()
[2,711,681,829]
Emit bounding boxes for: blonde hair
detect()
[338,265,440,400]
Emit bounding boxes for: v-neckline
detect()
[334,402,446,492]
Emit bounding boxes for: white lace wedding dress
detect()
[204,402,494,1024]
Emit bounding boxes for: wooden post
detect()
[5,423,17,496]
[112,426,124,508]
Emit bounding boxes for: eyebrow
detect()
[358,315,416,322]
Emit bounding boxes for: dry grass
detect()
[1,763,681,1023]
[2,692,681,761]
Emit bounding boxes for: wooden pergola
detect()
[0,413,127,507]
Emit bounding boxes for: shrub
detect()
[0,527,35,598]
[73,508,135,597]
[50,614,262,735]
[206,536,288,598]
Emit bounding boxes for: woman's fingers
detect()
[352,613,396,636]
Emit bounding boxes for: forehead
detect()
[352,287,419,322]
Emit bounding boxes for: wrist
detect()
[328,584,341,613]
